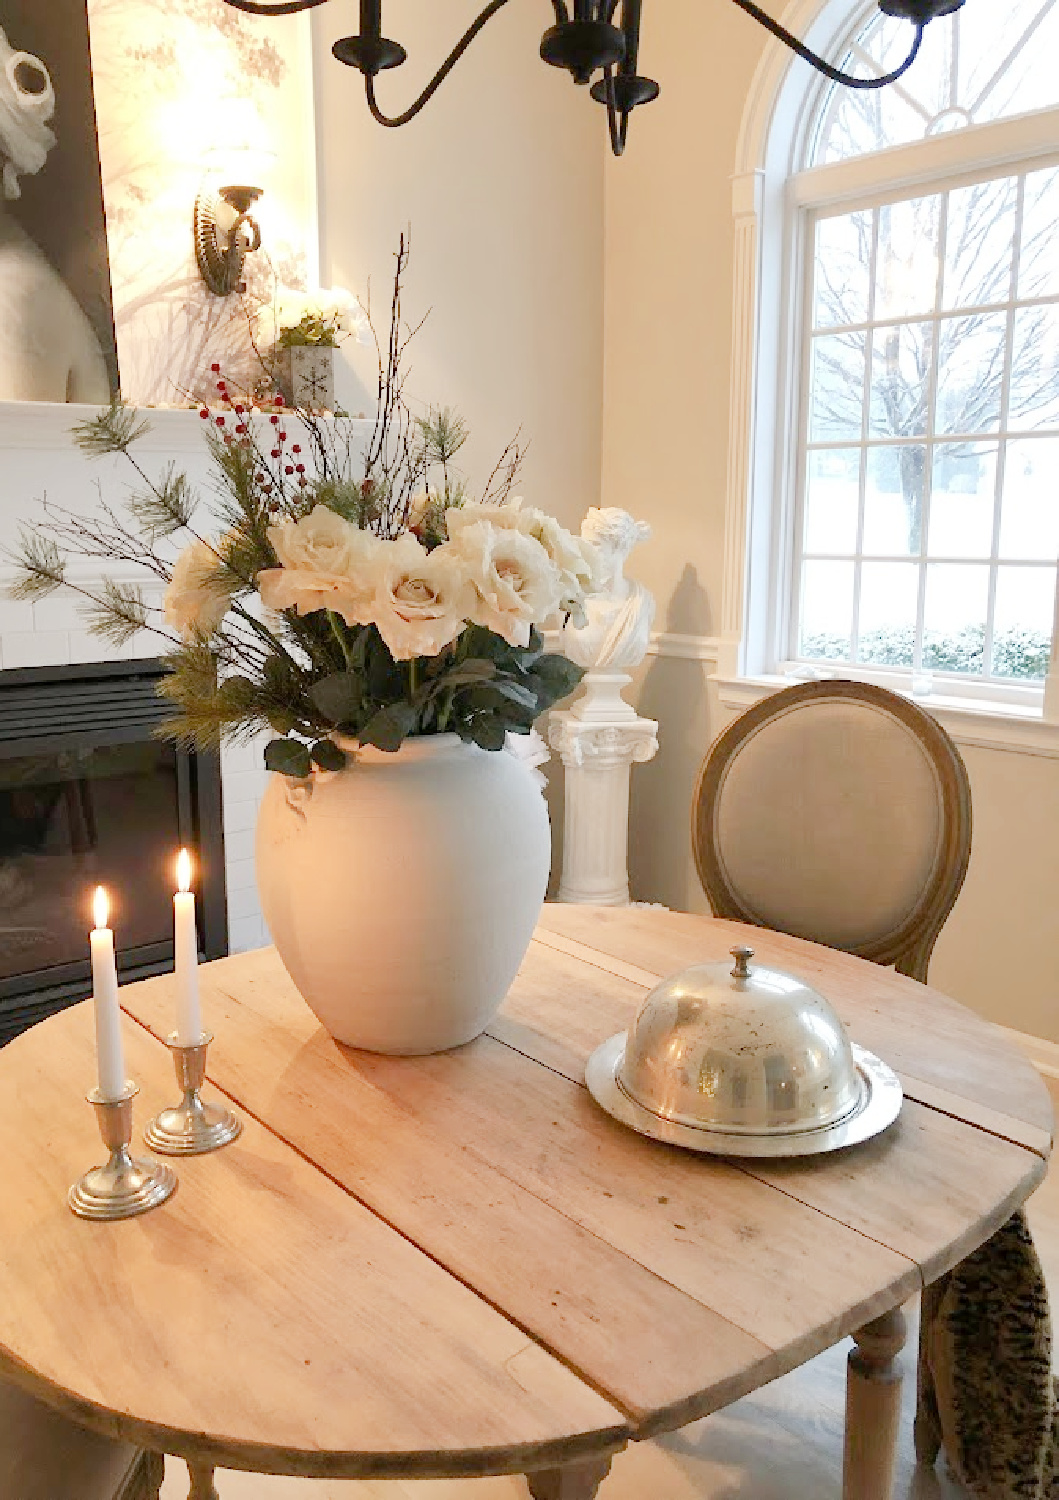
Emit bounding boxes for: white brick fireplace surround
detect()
[0,401,286,955]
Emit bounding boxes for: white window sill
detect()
[712,674,1059,759]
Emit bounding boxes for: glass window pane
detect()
[928,443,998,559]
[1019,168,1059,300]
[962,2,1059,124]
[876,197,941,320]
[863,445,925,555]
[814,210,873,329]
[810,331,866,442]
[942,177,1016,310]
[798,560,854,661]
[804,449,860,554]
[869,323,932,439]
[999,437,1059,560]
[809,3,1059,165]
[935,314,1006,435]
[857,562,919,665]
[922,563,988,673]
[1008,305,1059,432]
[992,566,1056,679]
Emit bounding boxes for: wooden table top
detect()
[0,906,1050,1480]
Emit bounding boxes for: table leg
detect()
[842,1306,908,1500]
[526,1453,613,1498]
[185,1461,220,1500]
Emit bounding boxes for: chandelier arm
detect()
[222,0,332,15]
[362,0,517,128]
[602,69,629,156]
[729,0,926,88]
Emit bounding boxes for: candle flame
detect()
[93,886,109,930]
[177,848,192,894]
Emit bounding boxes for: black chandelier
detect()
[220,0,966,157]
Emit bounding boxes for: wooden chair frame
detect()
[692,680,973,983]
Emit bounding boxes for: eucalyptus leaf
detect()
[467,713,508,752]
[264,738,312,778]
[310,672,363,725]
[358,701,418,752]
[310,739,347,771]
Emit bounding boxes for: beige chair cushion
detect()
[0,1376,140,1500]
[712,699,943,951]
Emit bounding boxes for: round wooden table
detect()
[0,906,1050,1500]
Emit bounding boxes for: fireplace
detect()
[0,659,226,1043]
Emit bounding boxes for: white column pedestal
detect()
[549,685,658,906]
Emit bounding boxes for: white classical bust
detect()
[562,507,655,673]
[0,29,109,404]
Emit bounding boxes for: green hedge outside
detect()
[800,624,1050,680]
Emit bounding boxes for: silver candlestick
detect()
[69,1083,178,1221]
[144,1032,241,1155]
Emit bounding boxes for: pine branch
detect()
[81,579,150,646]
[6,532,65,600]
[71,400,150,456]
[126,465,198,540]
[418,406,468,467]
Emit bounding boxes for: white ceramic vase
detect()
[255,734,552,1054]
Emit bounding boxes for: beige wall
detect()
[602,4,761,916]
[311,2,604,533]
[600,6,1059,1039]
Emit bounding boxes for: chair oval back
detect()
[692,681,972,982]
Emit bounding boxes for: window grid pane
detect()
[795,170,1058,685]
[810,2,1059,164]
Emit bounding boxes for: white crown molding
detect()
[646,632,721,663]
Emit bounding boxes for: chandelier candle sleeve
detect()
[174,850,203,1046]
[90,887,126,1102]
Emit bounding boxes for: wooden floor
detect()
[160,1076,1059,1500]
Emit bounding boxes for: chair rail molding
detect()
[646,632,720,663]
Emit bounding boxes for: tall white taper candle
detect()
[90,886,126,1101]
[174,849,203,1045]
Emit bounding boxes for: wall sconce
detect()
[194,184,264,296]
[193,102,275,296]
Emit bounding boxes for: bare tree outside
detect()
[797,41,1059,683]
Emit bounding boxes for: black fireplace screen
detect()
[0,661,226,1043]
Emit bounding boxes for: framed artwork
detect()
[0,0,118,402]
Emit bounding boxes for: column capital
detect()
[548,712,659,770]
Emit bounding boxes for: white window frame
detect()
[723,0,1059,731]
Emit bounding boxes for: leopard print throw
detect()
[916,1210,1057,1499]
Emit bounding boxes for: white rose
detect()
[164,538,230,641]
[444,499,528,541]
[371,532,474,660]
[519,513,600,623]
[256,505,379,627]
[445,521,562,648]
[446,502,596,625]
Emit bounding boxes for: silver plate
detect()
[585,1033,902,1158]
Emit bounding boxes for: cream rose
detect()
[444,521,562,648]
[371,532,474,660]
[446,500,598,621]
[164,538,231,640]
[256,505,379,627]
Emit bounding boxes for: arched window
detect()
[730,0,1059,718]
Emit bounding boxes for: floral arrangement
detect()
[7,245,591,779]
[259,285,371,350]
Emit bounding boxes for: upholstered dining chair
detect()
[691,679,972,982]
[0,1375,162,1500]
